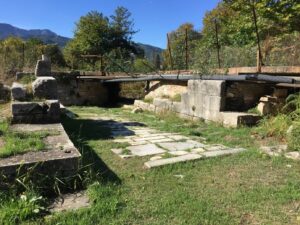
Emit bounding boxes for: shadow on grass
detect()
[62,116,145,185]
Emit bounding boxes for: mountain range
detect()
[0,23,163,60]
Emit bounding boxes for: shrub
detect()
[287,123,300,151]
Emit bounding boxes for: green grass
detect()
[2,106,300,224]
[0,120,54,158]
[18,74,36,85]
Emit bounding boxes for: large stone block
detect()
[189,80,225,96]
[11,82,26,101]
[222,112,261,127]
[32,77,58,100]
[35,57,51,77]
[12,100,60,124]
[180,93,194,116]
[0,83,11,101]
[153,98,173,111]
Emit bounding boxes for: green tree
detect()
[163,23,201,70]
[64,7,140,73]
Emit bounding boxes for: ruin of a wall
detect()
[135,80,262,127]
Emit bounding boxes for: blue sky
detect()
[0,0,220,48]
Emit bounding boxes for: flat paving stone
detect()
[171,135,189,141]
[127,144,166,156]
[144,154,202,169]
[149,138,174,143]
[201,148,246,158]
[169,151,189,156]
[49,191,90,213]
[204,145,229,151]
[150,155,163,161]
[158,141,205,151]
[128,141,148,146]
[133,136,168,142]
[111,148,123,154]
[285,151,300,160]
[119,154,135,159]
[190,148,206,153]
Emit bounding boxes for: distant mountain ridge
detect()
[0,23,164,60]
[0,23,70,47]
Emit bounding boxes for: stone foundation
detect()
[135,80,261,127]
[0,123,81,177]
[12,100,60,124]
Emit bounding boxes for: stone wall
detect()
[135,80,261,127]
[55,76,109,106]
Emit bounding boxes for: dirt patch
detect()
[0,103,11,118]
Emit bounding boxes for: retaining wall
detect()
[135,80,261,127]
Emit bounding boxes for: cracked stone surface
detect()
[83,114,246,168]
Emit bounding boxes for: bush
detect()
[287,123,300,151]
[257,114,291,139]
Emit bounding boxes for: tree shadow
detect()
[62,115,146,185]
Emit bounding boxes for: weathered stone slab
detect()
[133,136,168,142]
[127,144,166,156]
[285,152,300,160]
[0,123,81,177]
[204,145,229,151]
[171,135,189,141]
[150,138,174,143]
[221,112,261,128]
[32,77,57,99]
[144,154,202,169]
[11,82,26,101]
[201,148,246,158]
[169,151,189,156]
[158,141,205,151]
[11,100,60,124]
[35,57,51,77]
[111,148,123,155]
[49,191,90,213]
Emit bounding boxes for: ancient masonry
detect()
[82,114,246,169]
[134,79,289,127]
[0,55,81,177]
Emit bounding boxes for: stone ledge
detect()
[0,123,81,177]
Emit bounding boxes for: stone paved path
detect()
[91,115,247,169]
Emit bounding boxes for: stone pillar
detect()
[35,55,51,77]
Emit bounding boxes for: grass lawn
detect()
[0,120,53,158]
[1,106,300,224]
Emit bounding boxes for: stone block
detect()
[0,83,11,101]
[171,102,182,113]
[11,82,26,101]
[12,100,60,124]
[153,98,173,111]
[259,96,277,103]
[201,148,246,158]
[190,80,225,96]
[257,102,273,115]
[222,112,261,127]
[144,154,202,169]
[35,59,51,77]
[127,144,166,156]
[32,77,58,99]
